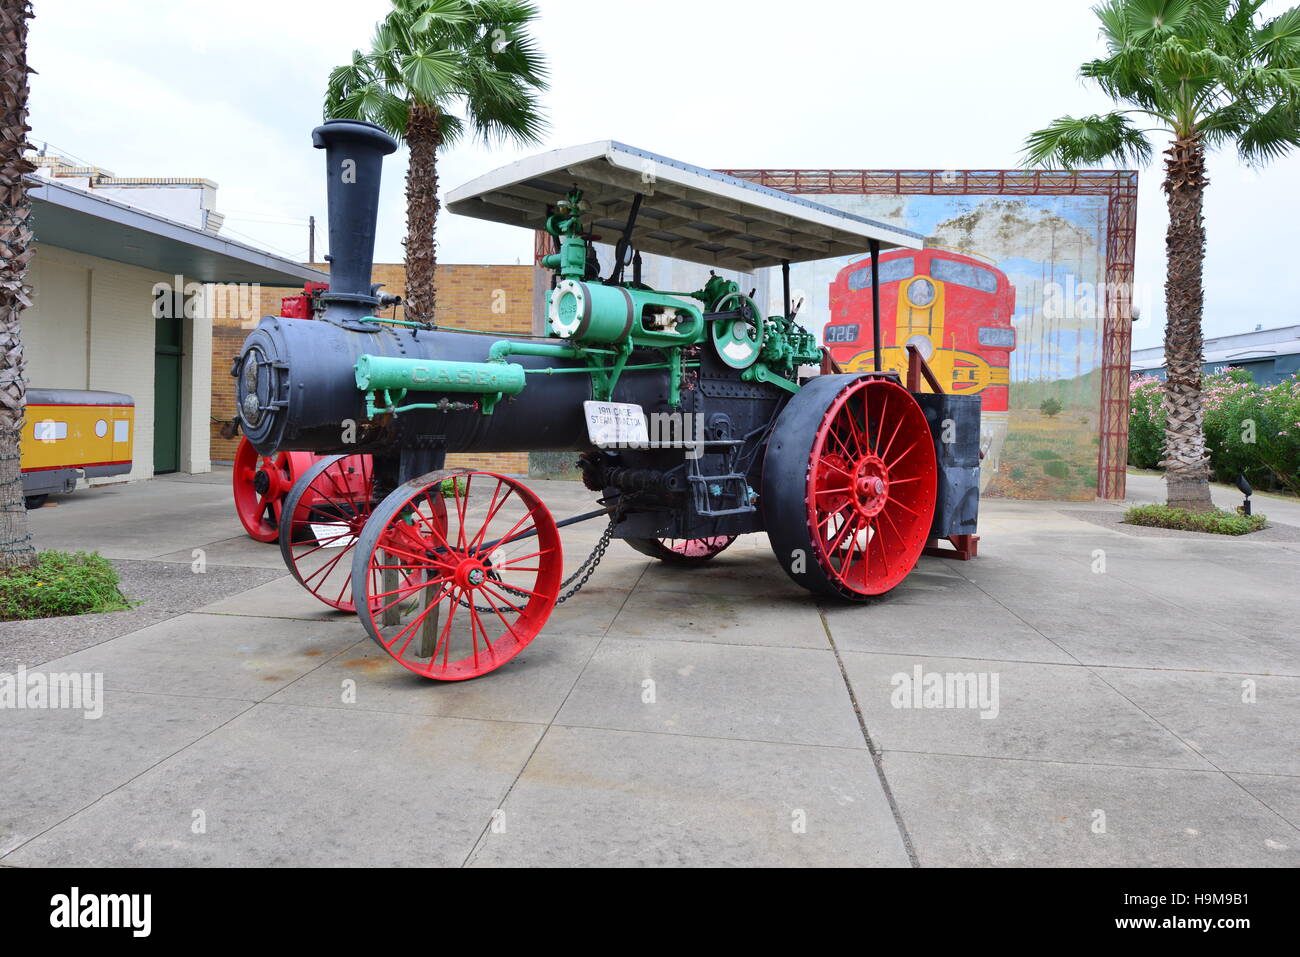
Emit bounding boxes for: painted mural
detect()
[591,191,1111,500]
[778,193,1111,501]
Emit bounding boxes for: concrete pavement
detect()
[1,470,1296,866]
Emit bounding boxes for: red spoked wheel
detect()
[623,535,737,565]
[278,454,379,613]
[232,437,317,543]
[351,470,563,682]
[763,375,937,599]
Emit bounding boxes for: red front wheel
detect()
[351,471,562,681]
[232,438,316,543]
[278,454,378,613]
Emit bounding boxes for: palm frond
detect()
[1124,0,1202,41]
[1236,99,1300,161]
[1022,112,1154,168]
[324,0,548,149]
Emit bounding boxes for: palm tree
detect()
[325,0,547,325]
[0,0,36,570]
[1024,0,1300,511]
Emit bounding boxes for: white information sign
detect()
[584,401,650,449]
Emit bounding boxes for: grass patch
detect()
[0,551,132,621]
[1124,504,1268,537]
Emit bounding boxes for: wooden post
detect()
[418,572,441,658]
[381,551,401,627]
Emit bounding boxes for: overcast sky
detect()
[28,0,1300,350]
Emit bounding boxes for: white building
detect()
[25,159,324,482]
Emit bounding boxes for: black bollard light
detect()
[1236,473,1253,516]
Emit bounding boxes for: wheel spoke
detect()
[887,439,921,472]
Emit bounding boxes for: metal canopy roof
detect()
[447,141,924,272]
[28,176,327,286]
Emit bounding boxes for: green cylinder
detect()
[548,279,704,346]
[355,354,527,395]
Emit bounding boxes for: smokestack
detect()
[312,119,398,322]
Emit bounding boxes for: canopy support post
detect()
[869,239,883,373]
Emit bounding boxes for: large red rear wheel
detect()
[763,376,937,599]
[232,438,316,543]
[352,470,562,681]
[278,454,378,613]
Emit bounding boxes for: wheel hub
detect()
[454,559,488,589]
[850,456,890,517]
[253,469,272,497]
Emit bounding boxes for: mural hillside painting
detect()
[776,192,1111,502]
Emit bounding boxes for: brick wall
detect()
[211,263,535,475]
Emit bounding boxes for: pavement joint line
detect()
[883,743,1300,790]
[879,746,1232,774]
[189,610,359,625]
[819,609,920,869]
[545,720,872,753]
[1081,667,1300,835]
[230,627,375,703]
[0,700,259,863]
[832,648,1300,679]
[589,631,836,653]
[948,564,1085,668]
[240,696,552,728]
[1223,778,1300,835]
[922,569,1295,789]
[1225,769,1300,779]
[458,553,652,868]
[1051,561,1300,649]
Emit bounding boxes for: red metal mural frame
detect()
[716,168,1138,501]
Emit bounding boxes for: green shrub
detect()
[1127,375,1166,469]
[1040,398,1063,417]
[1124,504,1267,536]
[438,478,468,498]
[1043,460,1071,480]
[0,551,131,622]
[1030,449,1062,461]
[1128,371,1300,494]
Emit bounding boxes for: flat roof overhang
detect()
[27,176,326,286]
[447,141,925,272]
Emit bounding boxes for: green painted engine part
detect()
[355,355,527,395]
[548,280,704,347]
[355,354,526,416]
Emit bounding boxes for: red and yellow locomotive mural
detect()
[824,247,1018,487]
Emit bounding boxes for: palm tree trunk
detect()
[403,102,442,325]
[1160,136,1214,512]
[0,0,36,570]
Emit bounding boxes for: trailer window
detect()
[847,257,915,291]
[33,421,68,442]
[931,259,998,293]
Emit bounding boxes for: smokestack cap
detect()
[313,119,399,154]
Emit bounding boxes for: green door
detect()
[153,313,183,474]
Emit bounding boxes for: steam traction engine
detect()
[233,121,983,681]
